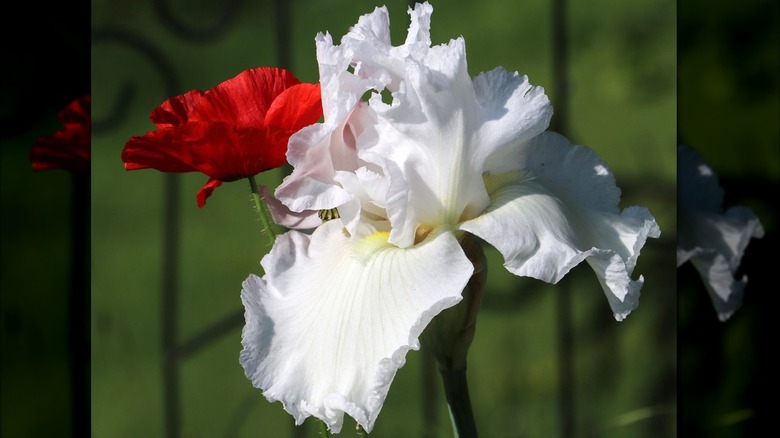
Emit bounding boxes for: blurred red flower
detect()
[31,95,91,172]
[121,67,322,207]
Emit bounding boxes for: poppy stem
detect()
[247,176,277,245]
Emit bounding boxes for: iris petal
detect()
[240,220,473,433]
[459,132,660,320]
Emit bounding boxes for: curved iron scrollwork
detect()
[90,28,180,132]
[92,3,260,436]
[154,0,242,42]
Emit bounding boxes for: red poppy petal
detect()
[31,135,90,172]
[192,123,286,179]
[31,95,91,172]
[122,68,306,182]
[123,121,285,180]
[196,178,223,208]
[122,129,201,173]
[149,90,207,127]
[190,67,302,125]
[59,95,91,125]
[265,82,323,131]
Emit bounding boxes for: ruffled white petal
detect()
[240,220,473,433]
[342,3,434,92]
[677,145,764,320]
[474,68,554,175]
[276,2,551,250]
[404,2,433,48]
[359,39,551,247]
[459,132,660,320]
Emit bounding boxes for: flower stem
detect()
[247,176,277,245]
[318,420,331,438]
[420,234,485,438]
[440,368,478,438]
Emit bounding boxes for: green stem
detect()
[319,420,331,438]
[440,368,478,438]
[247,176,277,245]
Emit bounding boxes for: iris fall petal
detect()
[240,220,473,433]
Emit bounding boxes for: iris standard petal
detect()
[459,132,660,320]
[473,67,553,175]
[240,220,473,433]
[359,40,552,248]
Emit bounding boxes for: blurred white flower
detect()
[240,2,660,433]
[677,144,764,321]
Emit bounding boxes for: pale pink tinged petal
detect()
[259,186,321,230]
[276,112,362,213]
[240,221,473,433]
[459,132,660,320]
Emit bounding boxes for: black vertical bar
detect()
[551,0,569,135]
[162,173,181,438]
[551,0,574,437]
[275,0,296,184]
[556,282,574,438]
[274,0,291,70]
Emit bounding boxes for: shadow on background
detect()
[678,0,779,436]
[0,1,90,436]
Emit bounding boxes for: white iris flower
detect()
[241,3,660,433]
[677,145,764,321]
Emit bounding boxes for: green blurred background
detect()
[1,0,773,436]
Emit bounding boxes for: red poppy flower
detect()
[121,67,322,207]
[31,95,91,172]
